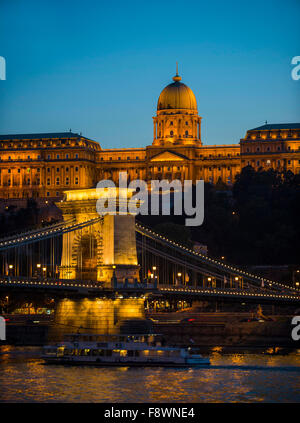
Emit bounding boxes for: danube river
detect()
[0,346,300,402]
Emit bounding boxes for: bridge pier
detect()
[48,296,148,341]
[48,187,147,340]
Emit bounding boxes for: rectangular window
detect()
[75,177,79,185]
[47,178,50,185]
[75,154,78,159]
[56,154,60,159]
[56,177,60,185]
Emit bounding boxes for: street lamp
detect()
[177,272,182,286]
[234,276,240,288]
[8,264,13,277]
[152,266,158,286]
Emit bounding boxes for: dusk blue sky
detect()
[0,0,299,148]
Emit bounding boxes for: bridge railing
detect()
[158,284,300,301]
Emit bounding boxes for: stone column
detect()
[100,213,140,285]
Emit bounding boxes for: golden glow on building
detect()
[0,74,299,200]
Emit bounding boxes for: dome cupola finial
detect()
[172,61,182,81]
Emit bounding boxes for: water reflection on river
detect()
[0,346,300,403]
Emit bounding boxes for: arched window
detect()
[170,131,174,136]
[185,130,188,136]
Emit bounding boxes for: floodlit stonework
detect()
[58,188,140,285]
[0,72,299,200]
[48,297,146,340]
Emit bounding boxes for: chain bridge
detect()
[0,188,299,337]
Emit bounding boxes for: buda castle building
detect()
[0,71,299,200]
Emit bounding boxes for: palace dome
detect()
[157,74,197,111]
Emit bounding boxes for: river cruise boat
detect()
[42,333,210,367]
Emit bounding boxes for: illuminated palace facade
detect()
[0,72,299,200]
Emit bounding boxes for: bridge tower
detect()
[57,187,140,286]
[49,187,147,340]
